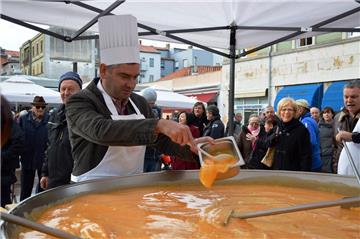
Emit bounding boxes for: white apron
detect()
[338,119,360,176]
[71,81,146,182]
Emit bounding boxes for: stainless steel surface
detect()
[198,136,245,167]
[2,170,360,238]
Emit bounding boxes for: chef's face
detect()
[100,63,140,101]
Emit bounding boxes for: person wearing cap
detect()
[295,99,322,172]
[203,105,225,139]
[18,96,49,200]
[65,15,212,182]
[140,88,163,172]
[40,72,82,190]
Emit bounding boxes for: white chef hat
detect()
[98,15,140,65]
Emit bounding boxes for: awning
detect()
[321,81,348,112]
[235,89,267,98]
[186,92,217,103]
[274,83,323,111]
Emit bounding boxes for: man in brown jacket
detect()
[333,80,360,173]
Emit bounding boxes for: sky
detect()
[0,20,40,50]
[0,19,190,51]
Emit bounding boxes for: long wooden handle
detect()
[0,212,80,239]
[232,196,360,219]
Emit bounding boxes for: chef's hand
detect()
[190,136,215,154]
[336,130,352,142]
[40,176,48,189]
[156,119,195,147]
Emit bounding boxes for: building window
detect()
[183,59,188,67]
[296,37,313,48]
[149,58,154,67]
[36,43,39,55]
[348,31,360,38]
[137,76,142,84]
[175,61,179,70]
[161,60,165,69]
[40,40,43,53]
[149,75,154,82]
[32,46,35,56]
[41,62,43,73]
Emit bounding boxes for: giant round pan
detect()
[2,170,360,238]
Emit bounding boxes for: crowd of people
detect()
[1,13,359,208]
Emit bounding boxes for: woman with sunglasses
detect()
[18,95,49,201]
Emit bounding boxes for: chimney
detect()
[139,40,142,45]
[166,43,170,49]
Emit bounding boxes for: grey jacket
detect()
[318,119,335,173]
[66,78,194,176]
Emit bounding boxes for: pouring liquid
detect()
[199,154,238,188]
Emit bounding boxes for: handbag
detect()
[261,147,275,167]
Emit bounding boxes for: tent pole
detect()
[228,26,236,136]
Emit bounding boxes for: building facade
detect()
[1,49,20,75]
[20,28,96,83]
[138,45,161,84]
[219,33,360,123]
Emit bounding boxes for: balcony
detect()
[140,62,148,72]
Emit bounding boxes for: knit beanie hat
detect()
[140,88,157,104]
[58,71,82,92]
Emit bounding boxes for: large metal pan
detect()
[2,170,360,238]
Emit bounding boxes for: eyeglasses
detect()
[280,108,294,112]
[35,106,46,109]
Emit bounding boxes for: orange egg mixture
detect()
[200,154,239,188]
[19,184,359,239]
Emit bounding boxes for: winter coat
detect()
[318,119,335,173]
[1,122,24,185]
[19,111,49,170]
[41,105,73,188]
[66,77,196,176]
[300,112,322,171]
[192,114,208,136]
[171,124,201,170]
[225,121,242,141]
[268,118,312,171]
[237,125,268,169]
[203,115,224,139]
[333,109,360,173]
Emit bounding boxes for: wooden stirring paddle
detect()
[221,196,360,225]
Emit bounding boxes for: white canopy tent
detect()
[83,82,199,109]
[2,0,359,133]
[0,76,62,104]
[137,88,198,110]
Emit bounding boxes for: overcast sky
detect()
[0,20,40,50]
[0,19,189,51]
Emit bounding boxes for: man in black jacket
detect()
[1,120,24,207]
[40,71,82,189]
[203,105,225,139]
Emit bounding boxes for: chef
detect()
[66,15,211,182]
